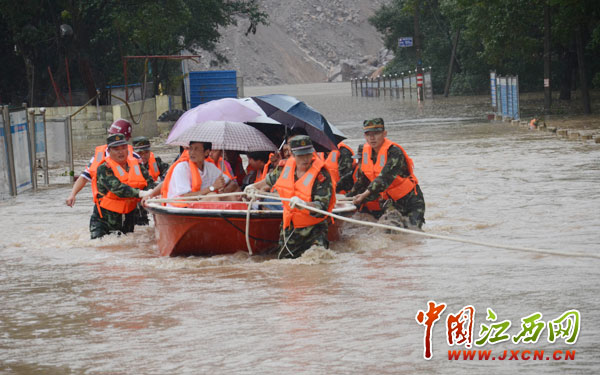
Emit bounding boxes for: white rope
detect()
[146,191,600,260]
[249,192,600,260]
[245,194,255,255]
[148,191,248,204]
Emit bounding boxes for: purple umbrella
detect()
[166,98,278,144]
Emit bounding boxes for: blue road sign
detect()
[398,37,413,48]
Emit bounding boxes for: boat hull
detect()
[146,202,355,257]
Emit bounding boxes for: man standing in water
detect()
[90,133,154,239]
[66,119,138,207]
[249,135,336,258]
[346,118,425,229]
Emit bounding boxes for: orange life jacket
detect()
[260,156,273,182]
[161,150,202,207]
[362,138,418,201]
[254,164,266,183]
[92,156,147,218]
[273,156,336,229]
[207,156,235,181]
[88,144,135,180]
[315,151,339,183]
[147,152,161,181]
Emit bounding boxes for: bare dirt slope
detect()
[187,0,390,85]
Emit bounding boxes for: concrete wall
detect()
[36,96,183,155]
[112,98,158,140]
[156,95,183,119]
[43,104,114,153]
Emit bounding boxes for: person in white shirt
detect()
[167,141,240,200]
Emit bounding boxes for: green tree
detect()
[370,0,600,101]
[0,0,267,106]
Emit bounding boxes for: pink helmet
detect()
[109,119,132,140]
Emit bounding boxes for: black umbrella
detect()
[251,94,346,152]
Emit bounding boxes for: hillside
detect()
[187,0,391,85]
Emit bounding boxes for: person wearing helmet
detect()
[89,133,155,239]
[65,119,140,207]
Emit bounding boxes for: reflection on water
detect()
[1,83,599,374]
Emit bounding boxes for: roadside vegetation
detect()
[0,0,268,106]
[369,0,600,104]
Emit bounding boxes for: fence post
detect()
[40,108,49,185]
[401,73,405,98]
[359,78,363,97]
[515,74,521,120]
[27,108,38,191]
[2,106,17,196]
[67,116,74,183]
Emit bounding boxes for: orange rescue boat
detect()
[145,201,356,257]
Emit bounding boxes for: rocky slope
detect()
[187,0,392,85]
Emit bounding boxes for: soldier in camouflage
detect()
[337,145,355,182]
[249,135,334,259]
[346,118,425,229]
[90,134,155,239]
[131,136,169,225]
[337,144,363,193]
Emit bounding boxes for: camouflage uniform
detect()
[264,158,334,259]
[347,141,425,229]
[134,156,169,225]
[150,156,170,181]
[335,146,355,193]
[90,161,155,239]
[131,136,169,226]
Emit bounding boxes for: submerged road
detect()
[1,83,599,374]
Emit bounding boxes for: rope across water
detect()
[146,191,600,260]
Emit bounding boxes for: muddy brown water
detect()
[1,83,599,374]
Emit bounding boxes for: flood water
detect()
[1,83,599,374]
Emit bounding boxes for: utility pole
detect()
[444,29,460,97]
[575,26,591,114]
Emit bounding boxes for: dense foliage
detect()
[369,0,600,96]
[0,0,267,106]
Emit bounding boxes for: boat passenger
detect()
[345,118,425,229]
[224,150,246,186]
[66,119,139,207]
[207,149,235,180]
[162,141,240,203]
[131,136,170,225]
[90,133,155,239]
[248,135,336,259]
[241,151,270,189]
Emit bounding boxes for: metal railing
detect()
[351,68,433,100]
